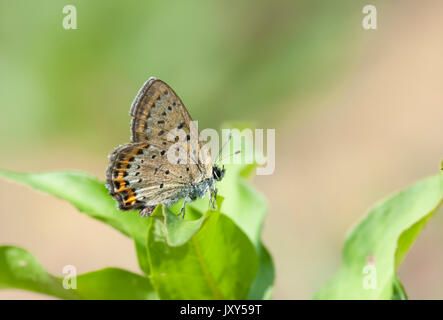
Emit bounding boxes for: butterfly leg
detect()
[178,195,191,219]
[209,186,218,210]
[139,205,156,218]
[209,191,215,210]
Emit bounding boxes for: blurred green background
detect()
[1,0,443,299]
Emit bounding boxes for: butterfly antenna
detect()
[217,150,241,164]
[215,133,232,164]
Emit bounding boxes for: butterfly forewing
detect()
[131,78,211,171]
[131,78,192,142]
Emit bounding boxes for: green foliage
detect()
[0,246,76,299]
[0,158,273,299]
[315,174,443,299]
[0,170,150,249]
[147,206,258,299]
[0,246,155,300]
[1,157,441,299]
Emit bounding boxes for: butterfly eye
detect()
[212,166,223,181]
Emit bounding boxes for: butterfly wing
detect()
[130,77,212,177]
[106,142,148,210]
[107,78,212,212]
[107,141,206,210]
[131,77,192,142]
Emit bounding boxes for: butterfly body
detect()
[106,77,223,217]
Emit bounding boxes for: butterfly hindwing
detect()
[106,142,148,210]
[107,141,202,210]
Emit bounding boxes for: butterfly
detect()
[106,77,227,218]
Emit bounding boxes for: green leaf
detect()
[215,165,274,300]
[202,127,275,299]
[0,246,77,299]
[0,246,156,300]
[218,165,267,248]
[247,243,275,300]
[150,204,207,247]
[146,211,258,299]
[154,125,276,300]
[75,267,157,300]
[391,274,407,300]
[134,241,150,275]
[0,170,150,274]
[315,174,443,299]
[214,122,268,247]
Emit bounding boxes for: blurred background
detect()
[1,0,443,299]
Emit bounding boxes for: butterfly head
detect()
[212,165,225,182]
